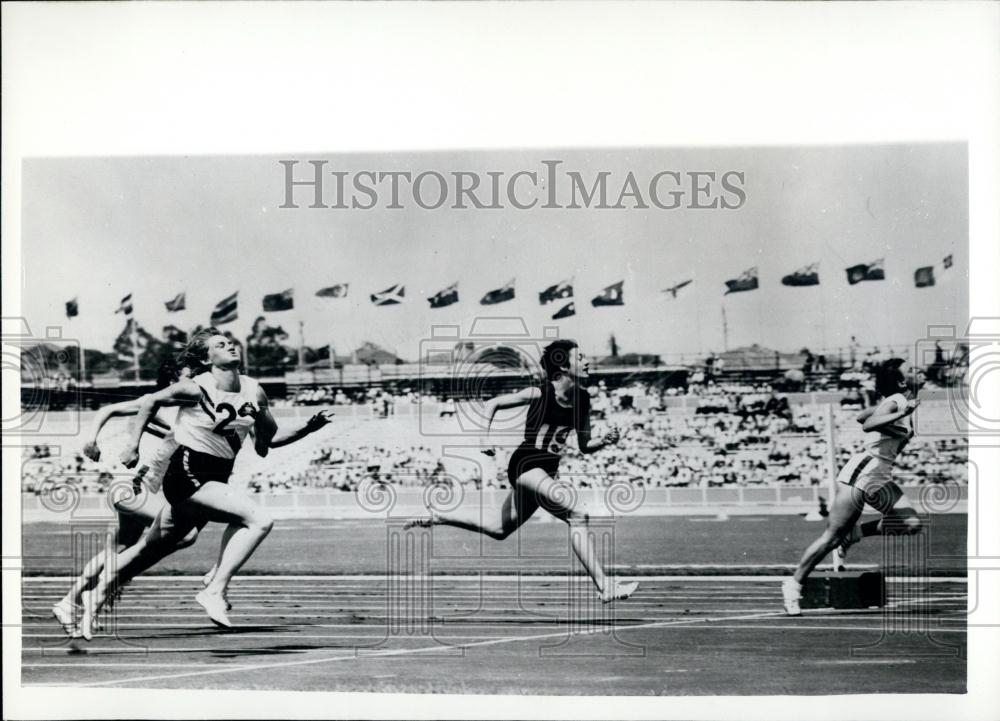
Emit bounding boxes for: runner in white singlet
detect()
[782,358,925,616]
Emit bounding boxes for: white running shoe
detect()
[79,591,98,641]
[599,580,639,603]
[52,598,79,637]
[782,578,802,616]
[195,590,233,628]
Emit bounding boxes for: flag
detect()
[539,280,573,305]
[781,263,820,287]
[428,283,459,309]
[552,302,576,320]
[211,292,238,324]
[661,279,692,298]
[316,283,349,298]
[943,254,953,269]
[164,292,186,312]
[263,288,294,312]
[592,281,625,307]
[65,298,79,318]
[115,293,133,315]
[163,325,188,346]
[914,266,936,288]
[724,268,759,294]
[845,258,885,285]
[371,284,405,306]
[481,279,515,305]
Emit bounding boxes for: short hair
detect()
[177,327,222,374]
[875,358,907,397]
[540,339,578,380]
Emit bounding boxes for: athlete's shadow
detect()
[209,642,356,659]
[122,624,287,642]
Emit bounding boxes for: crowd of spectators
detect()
[22,373,969,498]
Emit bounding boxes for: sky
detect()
[21,144,968,362]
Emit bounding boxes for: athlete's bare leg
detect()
[408,469,637,602]
[177,482,273,626]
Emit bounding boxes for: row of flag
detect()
[63,254,956,325]
[725,255,954,294]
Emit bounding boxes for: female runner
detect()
[75,361,333,639]
[51,359,199,637]
[102,328,293,628]
[782,358,924,615]
[405,339,638,603]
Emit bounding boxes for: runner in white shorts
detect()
[782,358,925,616]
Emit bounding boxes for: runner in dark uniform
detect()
[406,339,638,603]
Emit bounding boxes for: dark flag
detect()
[428,283,459,309]
[371,284,405,306]
[781,263,820,287]
[65,298,79,318]
[539,280,573,305]
[163,324,188,346]
[662,279,692,298]
[316,283,349,298]
[914,266,936,288]
[724,268,759,294]
[943,254,953,269]
[481,279,515,305]
[263,288,294,312]
[211,292,238,325]
[164,292,186,312]
[845,258,885,285]
[115,293,134,315]
[592,281,625,307]
[552,302,576,320]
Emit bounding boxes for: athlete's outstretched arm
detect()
[253,387,279,457]
[478,387,539,453]
[83,400,173,461]
[119,379,201,468]
[269,410,335,448]
[576,411,621,455]
[861,397,918,433]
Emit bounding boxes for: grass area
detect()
[21,513,966,576]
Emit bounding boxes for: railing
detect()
[21,484,968,523]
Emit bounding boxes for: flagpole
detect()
[721,302,729,352]
[298,319,306,371]
[130,317,140,383]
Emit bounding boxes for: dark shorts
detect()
[507,446,560,486]
[162,446,235,506]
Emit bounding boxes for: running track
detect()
[20,575,966,694]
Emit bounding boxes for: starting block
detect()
[801,571,885,609]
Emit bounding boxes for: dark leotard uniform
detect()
[506,384,591,485]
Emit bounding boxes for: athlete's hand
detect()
[902,399,920,416]
[82,441,101,462]
[120,445,140,469]
[603,426,622,446]
[306,410,335,431]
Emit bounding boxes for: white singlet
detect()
[172,372,261,459]
[838,393,914,491]
[139,407,180,494]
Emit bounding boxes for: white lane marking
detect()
[809,659,919,665]
[20,575,967,583]
[20,623,968,647]
[72,610,792,687]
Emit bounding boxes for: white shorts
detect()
[837,453,902,512]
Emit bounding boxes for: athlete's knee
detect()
[175,526,200,549]
[251,511,274,535]
[884,511,922,535]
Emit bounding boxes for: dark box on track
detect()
[801,571,885,609]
